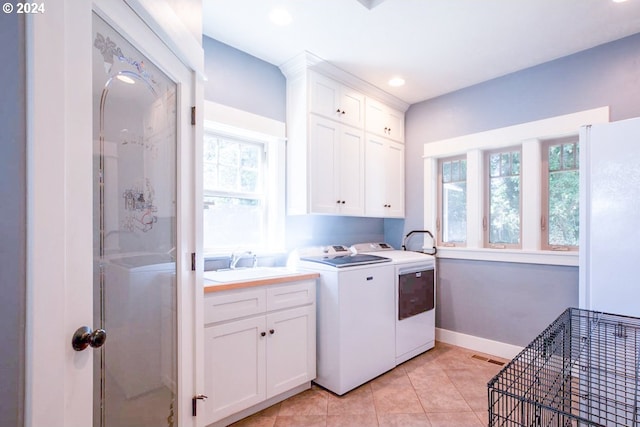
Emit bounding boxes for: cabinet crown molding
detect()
[279,51,409,113]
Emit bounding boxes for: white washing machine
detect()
[103,254,176,398]
[351,243,436,365]
[291,245,396,395]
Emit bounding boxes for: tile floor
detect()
[230,342,509,427]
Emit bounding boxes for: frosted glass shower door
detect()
[92,13,178,427]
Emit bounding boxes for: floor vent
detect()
[472,354,505,366]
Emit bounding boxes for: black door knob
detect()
[72,326,107,351]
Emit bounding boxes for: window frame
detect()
[203,101,286,256]
[203,132,267,251]
[437,155,468,247]
[423,107,609,266]
[540,136,579,252]
[484,147,522,250]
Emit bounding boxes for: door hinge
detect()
[191,106,196,126]
[191,252,196,271]
[192,394,208,416]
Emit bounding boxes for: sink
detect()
[203,267,298,283]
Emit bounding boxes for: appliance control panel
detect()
[324,245,351,255]
[293,244,352,259]
[351,242,395,253]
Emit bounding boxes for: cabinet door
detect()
[309,72,342,121]
[385,107,404,142]
[365,98,404,142]
[340,88,365,129]
[309,72,364,129]
[365,136,404,218]
[309,115,340,214]
[386,141,405,217]
[365,99,387,137]
[364,135,388,217]
[338,126,365,216]
[204,317,266,424]
[266,305,316,398]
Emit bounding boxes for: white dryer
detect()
[351,243,436,365]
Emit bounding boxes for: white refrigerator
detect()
[579,117,640,318]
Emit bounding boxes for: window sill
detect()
[436,247,578,266]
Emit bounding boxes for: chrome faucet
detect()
[229,251,257,269]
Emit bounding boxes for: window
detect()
[424,107,608,265]
[485,148,521,248]
[541,137,579,251]
[203,132,266,251]
[437,156,467,246]
[202,102,286,255]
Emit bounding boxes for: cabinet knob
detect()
[260,331,266,337]
[336,108,341,113]
[341,200,345,204]
[336,200,341,204]
[269,329,275,335]
[341,110,345,115]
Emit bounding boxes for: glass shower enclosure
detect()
[92,13,178,427]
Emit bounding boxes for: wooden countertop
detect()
[204,272,319,293]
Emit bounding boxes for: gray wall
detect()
[0,11,26,427]
[203,32,640,347]
[202,36,386,256]
[203,36,286,122]
[406,32,640,346]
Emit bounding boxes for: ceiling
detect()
[202,0,640,105]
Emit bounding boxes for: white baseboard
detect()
[436,328,523,360]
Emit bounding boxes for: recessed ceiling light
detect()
[388,77,405,87]
[612,0,628,3]
[269,8,292,26]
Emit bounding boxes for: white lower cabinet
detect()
[203,280,316,426]
[266,305,315,397]
[204,316,266,422]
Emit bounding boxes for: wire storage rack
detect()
[488,307,640,426]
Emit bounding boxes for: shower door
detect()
[92,12,178,427]
[27,1,200,426]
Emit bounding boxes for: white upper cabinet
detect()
[309,115,365,216]
[365,97,405,142]
[309,71,365,129]
[280,52,408,218]
[365,134,405,218]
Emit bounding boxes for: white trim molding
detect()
[436,328,523,360]
[123,0,205,79]
[202,101,287,256]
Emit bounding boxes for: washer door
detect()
[398,269,434,320]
